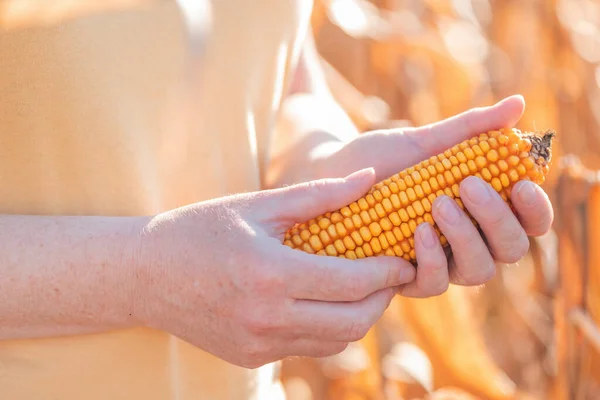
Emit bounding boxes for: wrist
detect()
[125,209,196,330]
[119,215,158,327]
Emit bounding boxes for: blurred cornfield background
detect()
[279,1,600,399]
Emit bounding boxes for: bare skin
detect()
[0,25,553,370]
[135,168,425,368]
[269,94,553,298]
[0,97,553,370]
[0,168,416,368]
[268,34,553,300]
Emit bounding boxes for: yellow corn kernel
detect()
[284,128,555,265]
[385,231,397,246]
[350,231,363,247]
[392,227,403,242]
[363,243,373,256]
[342,236,356,251]
[318,230,331,246]
[370,237,382,254]
[355,247,366,258]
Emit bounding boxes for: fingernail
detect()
[436,196,461,225]
[462,177,491,205]
[417,223,437,249]
[345,167,375,182]
[516,181,537,206]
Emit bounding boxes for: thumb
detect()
[263,168,376,223]
[405,94,525,157]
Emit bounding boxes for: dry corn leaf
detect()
[424,386,482,400]
[552,156,600,399]
[382,342,434,400]
[320,328,386,400]
[392,286,516,399]
[299,1,600,398]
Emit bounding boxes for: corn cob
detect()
[283,128,554,264]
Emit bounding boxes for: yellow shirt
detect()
[0,0,312,398]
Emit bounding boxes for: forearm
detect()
[0,214,146,340]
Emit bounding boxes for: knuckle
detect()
[432,280,450,296]
[241,303,288,335]
[237,356,258,369]
[346,319,370,342]
[244,319,265,335]
[241,340,270,363]
[465,262,496,286]
[332,342,350,354]
[239,357,266,369]
[423,278,449,296]
[450,256,495,286]
[418,260,449,295]
[451,267,469,286]
[479,265,497,284]
[448,235,495,285]
[312,342,349,358]
[384,264,402,287]
[324,342,350,358]
[242,309,272,335]
[452,268,468,286]
[384,264,394,287]
[498,233,530,264]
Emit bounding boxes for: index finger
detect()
[284,250,416,302]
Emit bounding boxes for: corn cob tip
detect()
[523,129,554,165]
[282,127,555,264]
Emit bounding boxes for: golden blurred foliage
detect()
[280,1,600,399]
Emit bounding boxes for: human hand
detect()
[316,95,554,297]
[133,169,415,368]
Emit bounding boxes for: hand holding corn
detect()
[136,171,415,369]
[282,95,554,297]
